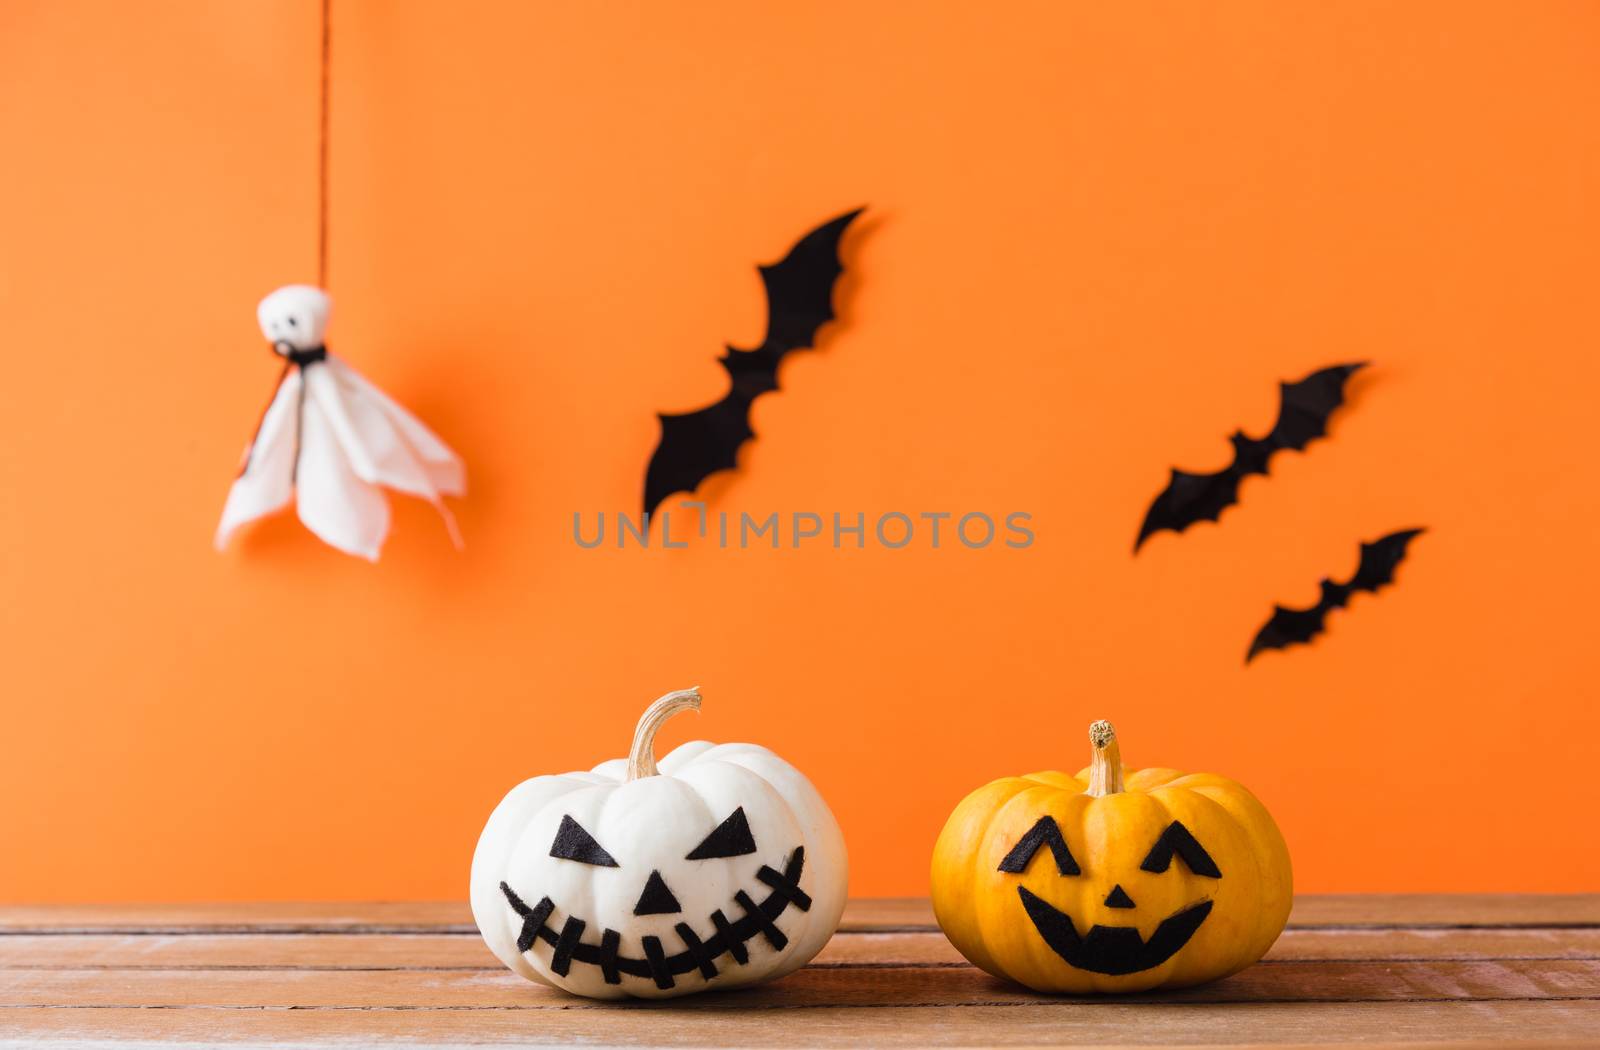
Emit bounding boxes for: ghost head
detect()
[257,285,331,352]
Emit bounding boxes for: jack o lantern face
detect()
[999,816,1222,976]
[498,805,812,991]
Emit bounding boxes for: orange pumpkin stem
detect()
[627,687,702,780]
[1086,719,1125,797]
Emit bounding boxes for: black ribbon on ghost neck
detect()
[238,344,329,479]
[276,342,327,367]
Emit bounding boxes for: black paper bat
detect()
[1247,528,1424,662]
[1135,363,1367,551]
[643,208,864,516]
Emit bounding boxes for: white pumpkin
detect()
[470,688,848,999]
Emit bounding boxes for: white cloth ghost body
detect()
[215,286,465,561]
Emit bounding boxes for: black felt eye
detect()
[1140,821,1222,878]
[288,317,298,326]
[686,807,758,859]
[549,815,619,867]
[998,816,1080,876]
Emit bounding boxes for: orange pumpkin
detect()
[930,721,1291,993]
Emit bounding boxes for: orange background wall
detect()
[3,1,1598,902]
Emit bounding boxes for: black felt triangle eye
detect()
[997,816,1080,876]
[549,815,619,867]
[1139,821,1222,878]
[686,807,758,860]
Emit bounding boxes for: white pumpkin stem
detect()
[1086,720,1125,797]
[627,687,702,781]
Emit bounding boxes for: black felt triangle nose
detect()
[634,870,682,915]
[1104,884,1136,909]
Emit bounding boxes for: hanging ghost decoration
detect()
[214,285,465,561]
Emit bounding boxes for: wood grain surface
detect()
[1,896,1595,1047]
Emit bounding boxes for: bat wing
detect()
[1136,459,1248,549]
[749,207,862,360]
[214,368,302,550]
[645,402,755,517]
[643,207,864,516]
[1247,527,1423,662]
[1135,362,1366,551]
[1264,362,1367,452]
[294,385,391,561]
[1247,593,1334,662]
[1348,528,1424,593]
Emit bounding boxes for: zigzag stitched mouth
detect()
[500,847,809,990]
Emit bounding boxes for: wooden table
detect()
[2,897,1596,1047]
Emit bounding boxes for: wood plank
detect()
[1288,896,1600,929]
[3,959,1598,1009]
[0,1001,1595,1047]
[1261,928,1600,962]
[0,898,915,932]
[0,901,918,933]
[0,900,475,934]
[3,896,1597,933]
[3,898,1596,1047]
[840,898,937,930]
[0,932,503,971]
[0,899,914,933]
[3,928,1598,971]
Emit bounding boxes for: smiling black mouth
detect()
[1017,885,1213,976]
[500,847,809,990]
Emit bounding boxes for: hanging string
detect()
[316,0,331,287]
[240,1,330,477]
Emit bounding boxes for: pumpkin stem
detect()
[627,687,702,781]
[1086,720,1125,797]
